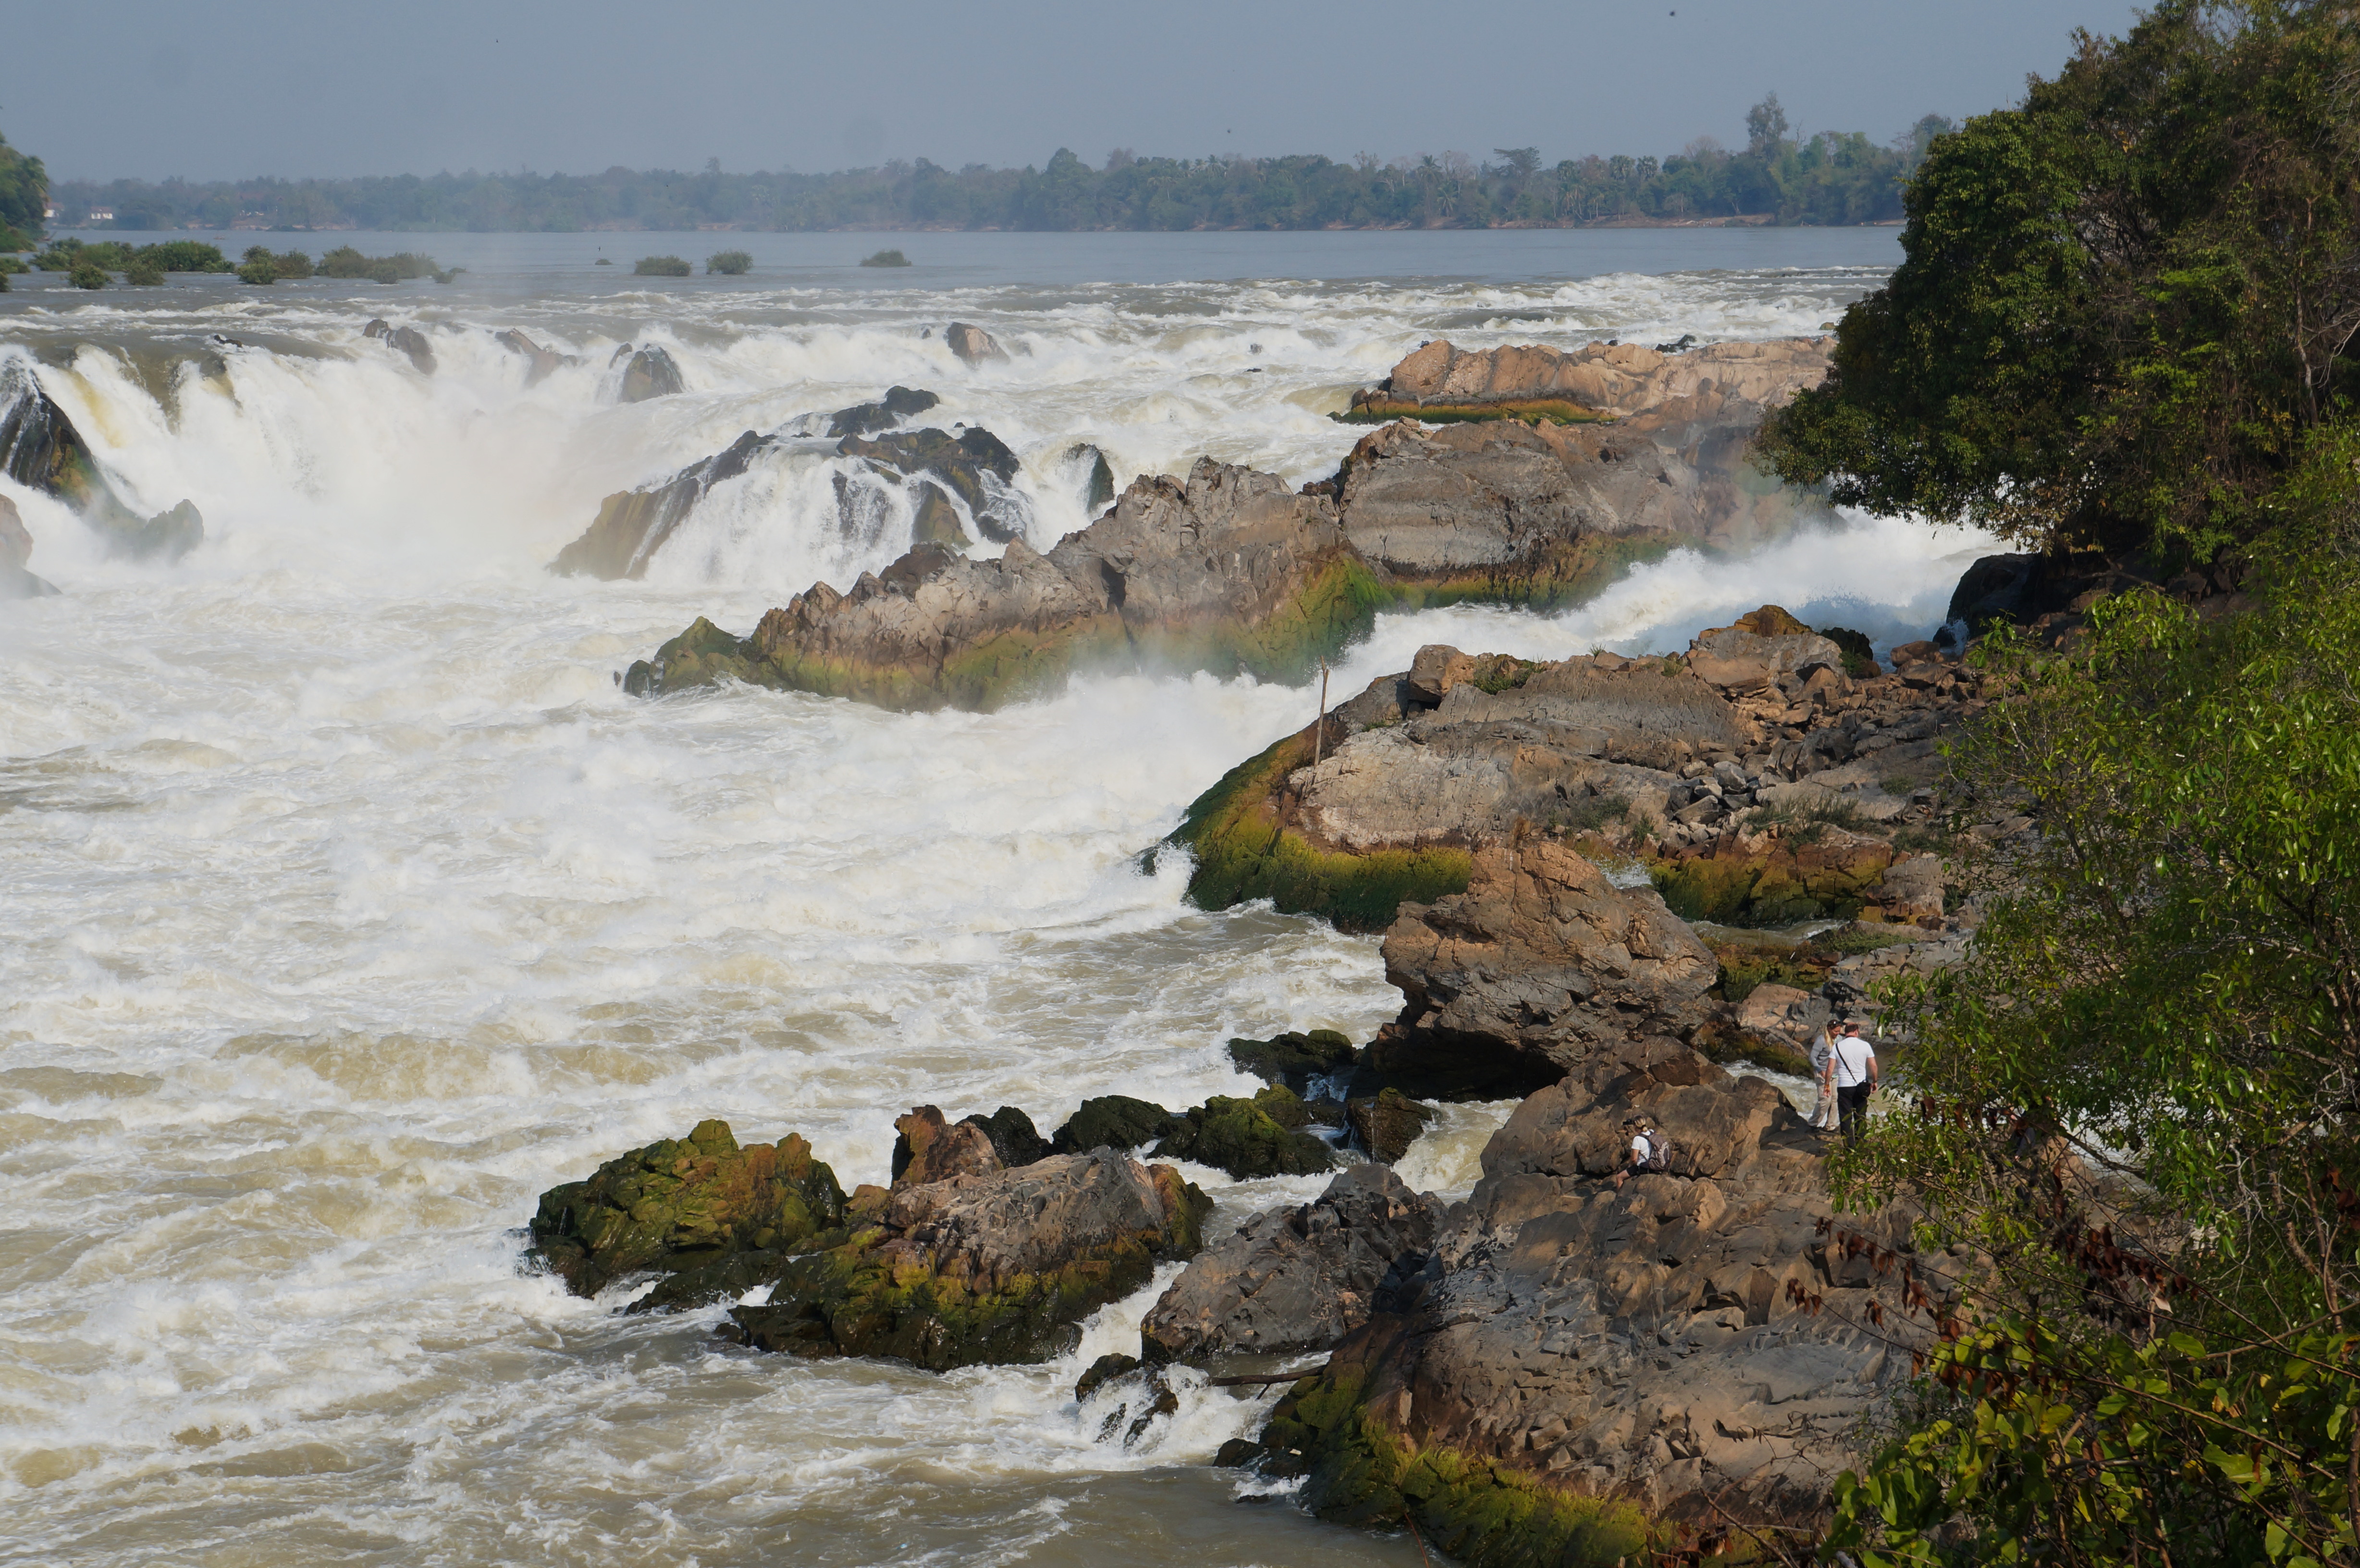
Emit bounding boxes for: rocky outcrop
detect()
[626,458,1383,711]
[838,425,1027,545]
[1052,1095,1180,1154]
[1360,337,1830,423]
[890,1104,1003,1186]
[1245,1059,1946,1563]
[0,494,59,598]
[1171,606,1990,932]
[1227,1029,1356,1094]
[551,429,769,580]
[723,1150,1210,1369]
[496,329,578,386]
[1369,838,1720,1097]
[1140,1163,1441,1362]
[1347,1088,1436,1163]
[946,322,1007,365]
[616,344,686,402]
[363,318,436,375]
[527,1118,849,1307]
[0,360,204,562]
[827,384,939,438]
[1151,1086,1336,1178]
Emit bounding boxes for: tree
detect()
[1822,438,2360,1563]
[1757,1,2360,564]
[1746,91,1791,156]
[0,125,47,245]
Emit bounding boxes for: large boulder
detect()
[1684,605,1847,695]
[0,360,204,562]
[627,457,1380,711]
[837,425,1027,544]
[363,318,436,375]
[1370,337,1830,420]
[0,494,59,598]
[1152,1087,1336,1178]
[495,328,577,386]
[890,1104,1003,1186]
[1371,838,1720,1096]
[724,1151,1211,1369]
[616,344,686,403]
[1249,1064,1942,1561]
[1052,1094,1179,1154]
[827,384,940,439]
[945,322,1007,365]
[550,429,769,580]
[1140,1163,1441,1362]
[526,1118,848,1306]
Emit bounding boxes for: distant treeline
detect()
[46,99,1951,235]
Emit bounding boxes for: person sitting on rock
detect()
[1832,1020,1880,1144]
[1612,1116,1661,1189]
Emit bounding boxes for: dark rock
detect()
[550,429,768,580]
[1074,1350,1141,1400]
[1152,1087,1336,1178]
[890,1104,1002,1187]
[1213,1436,1265,1468]
[1140,1163,1441,1362]
[363,318,436,374]
[836,425,1025,544]
[1064,442,1117,512]
[959,1105,1051,1169]
[725,1151,1210,1369]
[826,385,940,439]
[527,1117,848,1304]
[0,360,204,562]
[1346,1088,1436,1163]
[0,494,58,598]
[1052,1094,1179,1154]
[618,345,685,403]
[946,321,1007,365]
[1227,1029,1356,1094]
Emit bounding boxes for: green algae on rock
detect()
[1051,1094,1179,1154]
[725,1151,1211,1370]
[527,1118,848,1304]
[1152,1086,1335,1178]
[1226,1028,1356,1093]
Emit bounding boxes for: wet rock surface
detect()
[1151,1086,1337,1179]
[1052,1094,1180,1154]
[551,429,769,580]
[724,1150,1210,1370]
[363,318,437,375]
[0,359,204,562]
[495,328,578,386]
[1141,1163,1441,1362]
[630,457,1377,711]
[945,321,1007,365]
[617,344,685,402]
[0,493,59,598]
[527,1118,849,1305]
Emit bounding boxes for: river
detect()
[0,227,1988,1567]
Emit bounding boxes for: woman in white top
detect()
[1808,1024,1839,1130]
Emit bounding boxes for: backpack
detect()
[1636,1128,1678,1174]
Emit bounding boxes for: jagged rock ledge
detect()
[0,360,204,563]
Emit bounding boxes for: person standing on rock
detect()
[1809,1023,1840,1132]
[1613,1116,1660,1189]
[1832,1020,1879,1144]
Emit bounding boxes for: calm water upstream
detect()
[0,228,1989,1566]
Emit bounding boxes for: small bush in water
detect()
[706,249,752,275]
[319,245,448,283]
[860,248,910,267]
[634,255,691,277]
[70,259,108,289]
[125,259,164,286]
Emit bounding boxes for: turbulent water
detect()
[0,229,1992,1567]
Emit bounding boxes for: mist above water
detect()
[0,231,1989,1567]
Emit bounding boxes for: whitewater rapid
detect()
[0,238,1993,1567]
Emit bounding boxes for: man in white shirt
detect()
[1831,1021,1879,1144]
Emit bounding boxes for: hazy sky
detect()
[11,0,2148,182]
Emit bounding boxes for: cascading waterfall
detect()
[0,233,1995,1568]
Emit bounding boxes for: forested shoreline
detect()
[44,98,1947,235]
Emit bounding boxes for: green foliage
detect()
[235,258,276,286]
[0,255,26,273]
[633,254,691,277]
[0,131,45,241]
[1759,2,2360,563]
[133,240,230,272]
[705,248,752,274]
[124,259,162,286]
[858,247,909,266]
[37,101,1944,234]
[317,245,444,282]
[68,260,106,290]
[1827,466,2360,1563]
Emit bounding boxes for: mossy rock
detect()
[1154,1087,1335,1177]
[1167,729,1473,932]
[528,1118,848,1303]
[1052,1094,1177,1154]
[727,1161,1209,1370]
[1263,1356,1659,1568]
[959,1105,1050,1168]
[1346,1088,1437,1164]
[1227,1028,1356,1092]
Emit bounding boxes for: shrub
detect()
[0,256,25,274]
[125,259,164,286]
[594,256,613,265]
[319,246,443,282]
[236,258,277,285]
[69,260,108,290]
[272,249,312,280]
[859,248,910,267]
[133,240,230,273]
[706,249,752,275]
[634,255,691,277]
